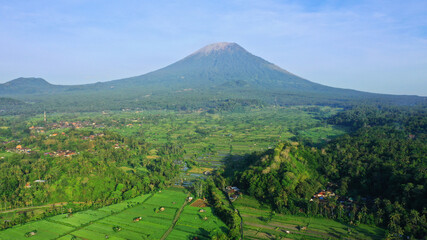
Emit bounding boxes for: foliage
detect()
[234,142,324,213]
[320,105,427,238]
[0,128,181,229]
[206,180,241,239]
[230,105,427,239]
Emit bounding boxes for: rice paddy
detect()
[233,196,386,240]
[0,188,227,240]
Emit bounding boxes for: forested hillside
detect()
[227,105,427,239]
[235,142,323,211]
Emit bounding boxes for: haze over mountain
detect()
[0,42,425,111]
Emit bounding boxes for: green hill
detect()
[234,142,323,211]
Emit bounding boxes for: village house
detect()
[9,145,32,154]
[311,190,336,201]
[225,186,241,201]
[48,121,101,130]
[44,150,77,157]
[28,126,45,133]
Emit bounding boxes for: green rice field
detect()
[168,204,228,239]
[0,188,228,240]
[104,107,345,169]
[233,196,386,240]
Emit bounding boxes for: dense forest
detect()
[227,105,426,239]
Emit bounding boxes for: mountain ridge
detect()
[0,43,425,107]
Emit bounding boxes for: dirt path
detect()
[160,194,190,240]
[0,202,85,214]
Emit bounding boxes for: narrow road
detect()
[160,194,190,240]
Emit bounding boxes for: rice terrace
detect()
[0,188,228,240]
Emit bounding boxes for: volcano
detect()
[0,42,424,109]
[105,42,335,92]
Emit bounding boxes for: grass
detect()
[49,209,111,227]
[0,152,15,159]
[0,220,73,240]
[167,229,210,240]
[172,206,229,238]
[0,188,228,240]
[233,196,386,240]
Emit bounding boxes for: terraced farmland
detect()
[0,188,228,240]
[167,204,228,240]
[109,107,345,170]
[234,196,386,240]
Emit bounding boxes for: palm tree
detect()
[361,205,368,223]
[329,200,337,218]
[388,212,402,235]
[337,204,344,219]
[389,212,401,226]
[376,208,384,225]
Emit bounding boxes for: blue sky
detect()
[0,0,426,95]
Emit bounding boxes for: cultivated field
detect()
[0,188,228,240]
[233,196,386,240]
[104,106,345,169]
[167,204,228,240]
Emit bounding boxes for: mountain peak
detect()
[0,77,57,95]
[4,77,51,86]
[192,42,246,55]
